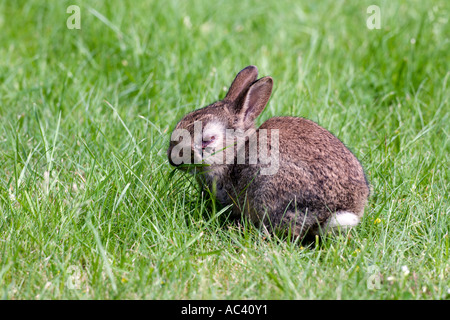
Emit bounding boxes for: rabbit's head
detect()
[167,66,273,170]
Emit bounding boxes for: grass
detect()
[0,0,448,299]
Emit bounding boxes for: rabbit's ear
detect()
[238,76,273,127]
[224,66,258,102]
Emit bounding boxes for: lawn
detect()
[0,0,448,299]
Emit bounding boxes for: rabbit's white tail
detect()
[324,211,360,231]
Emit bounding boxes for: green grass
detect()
[0,0,449,299]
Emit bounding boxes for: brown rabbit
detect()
[167,66,370,239]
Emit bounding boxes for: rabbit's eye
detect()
[202,136,216,149]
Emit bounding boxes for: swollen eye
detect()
[202,136,215,149]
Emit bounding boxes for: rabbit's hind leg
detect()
[264,208,321,240]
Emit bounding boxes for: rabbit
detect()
[167,65,370,239]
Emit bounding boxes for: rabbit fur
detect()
[167,66,370,239]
